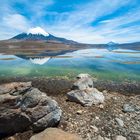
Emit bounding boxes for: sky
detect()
[0,0,140,44]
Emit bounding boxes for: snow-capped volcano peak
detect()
[11,27,77,44]
[27,27,49,36]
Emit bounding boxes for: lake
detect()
[0,48,140,82]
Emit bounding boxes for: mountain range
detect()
[0,26,139,51]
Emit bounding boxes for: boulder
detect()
[30,128,82,140]
[0,82,62,137]
[73,73,93,90]
[67,74,105,106]
[67,88,104,106]
[123,103,140,113]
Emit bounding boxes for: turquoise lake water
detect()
[0,49,140,82]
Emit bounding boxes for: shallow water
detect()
[0,48,140,82]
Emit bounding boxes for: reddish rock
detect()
[30,128,82,140]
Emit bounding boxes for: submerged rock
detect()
[0,82,62,136]
[67,74,105,106]
[30,128,82,140]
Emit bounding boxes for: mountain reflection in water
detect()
[30,57,50,65]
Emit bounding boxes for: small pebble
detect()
[95,116,99,120]
[90,125,98,133]
[99,104,104,109]
[76,110,83,115]
[114,135,127,140]
[115,118,124,127]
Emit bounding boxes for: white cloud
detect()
[0,14,30,40]
[0,0,54,40]
[0,0,140,43]
[2,14,30,31]
[43,0,140,43]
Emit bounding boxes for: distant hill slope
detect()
[119,42,140,50]
[86,42,140,50]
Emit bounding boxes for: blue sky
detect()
[0,0,140,43]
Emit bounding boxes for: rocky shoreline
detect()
[0,74,140,140]
[0,76,139,95]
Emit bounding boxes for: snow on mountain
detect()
[27,27,49,36]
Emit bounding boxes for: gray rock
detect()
[123,103,140,113]
[67,74,105,106]
[67,88,104,106]
[90,125,98,133]
[19,88,46,109]
[115,118,124,127]
[0,82,62,136]
[73,73,93,90]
